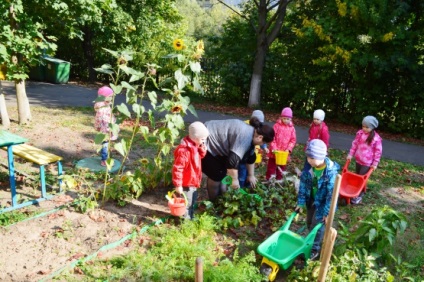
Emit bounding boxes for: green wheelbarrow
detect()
[257,212,323,281]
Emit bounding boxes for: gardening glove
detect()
[175,186,183,194]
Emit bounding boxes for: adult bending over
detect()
[202,117,275,201]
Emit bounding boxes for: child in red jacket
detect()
[306,109,330,149]
[266,107,297,181]
[172,122,209,219]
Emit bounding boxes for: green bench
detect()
[1,144,63,212]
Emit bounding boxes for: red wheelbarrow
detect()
[339,159,374,205]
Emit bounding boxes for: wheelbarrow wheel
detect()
[338,197,347,206]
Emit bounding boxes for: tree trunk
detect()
[248,45,267,107]
[248,0,268,108]
[247,0,289,108]
[82,26,96,82]
[15,79,32,124]
[0,94,11,129]
[9,5,31,124]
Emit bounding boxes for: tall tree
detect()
[217,0,292,107]
[0,0,57,124]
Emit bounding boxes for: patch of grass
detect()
[0,208,43,227]
[58,214,266,281]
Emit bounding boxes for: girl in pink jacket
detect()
[266,107,297,181]
[94,86,118,166]
[347,115,383,204]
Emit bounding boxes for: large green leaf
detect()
[114,139,128,157]
[175,69,189,90]
[116,103,131,117]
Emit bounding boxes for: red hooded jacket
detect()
[172,136,207,188]
[304,121,330,151]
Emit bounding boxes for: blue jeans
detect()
[101,141,109,161]
[182,187,198,220]
[238,163,248,188]
[307,200,325,252]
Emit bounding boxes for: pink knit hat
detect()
[98,86,113,97]
[281,107,293,118]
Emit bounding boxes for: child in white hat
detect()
[301,109,331,173]
[172,121,209,220]
[306,109,330,149]
[347,115,383,204]
[94,86,119,166]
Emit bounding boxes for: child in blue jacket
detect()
[295,139,340,261]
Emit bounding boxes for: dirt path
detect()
[0,106,172,281]
[0,190,171,281]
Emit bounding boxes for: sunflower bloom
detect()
[196,40,204,51]
[171,105,183,114]
[140,158,149,165]
[173,39,184,51]
[117,56,127,65]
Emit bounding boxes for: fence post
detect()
[195,257,203,282]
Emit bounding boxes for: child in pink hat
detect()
[94,86,118,166]
[266,107,297,182]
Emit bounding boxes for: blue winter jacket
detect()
[297,158,340,221]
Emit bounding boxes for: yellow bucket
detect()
[275,150,289,165]
[255,146,262,163]
[255,152,262,163]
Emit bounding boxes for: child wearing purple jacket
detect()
[347,115,383,204]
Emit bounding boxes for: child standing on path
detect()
[306,109,330,149]
[172,122,209,220]
[347,115,383,204]
[295,139,340,261]
[94,86,118,166]
[238,110,269,187]
[301,109,330,172]
[266,107,296,182]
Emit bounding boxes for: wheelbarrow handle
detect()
[342,159,351,173]
[362,167,374,180]
[167,190,188,206]
[278,212,298,231]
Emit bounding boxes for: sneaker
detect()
[351,194,363,205]
[260,264,272,277]
[100,160,107,166]
[310,250,320,261]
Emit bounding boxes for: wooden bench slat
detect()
[2,144,62,165]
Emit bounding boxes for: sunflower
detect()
[140,158,149,165]
[196,40,204,51]
[173,39,184,51]
[171,105,183,114]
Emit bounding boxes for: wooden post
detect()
[318,227,337,281]
[320,174,341,258]
[195,257,203,282]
